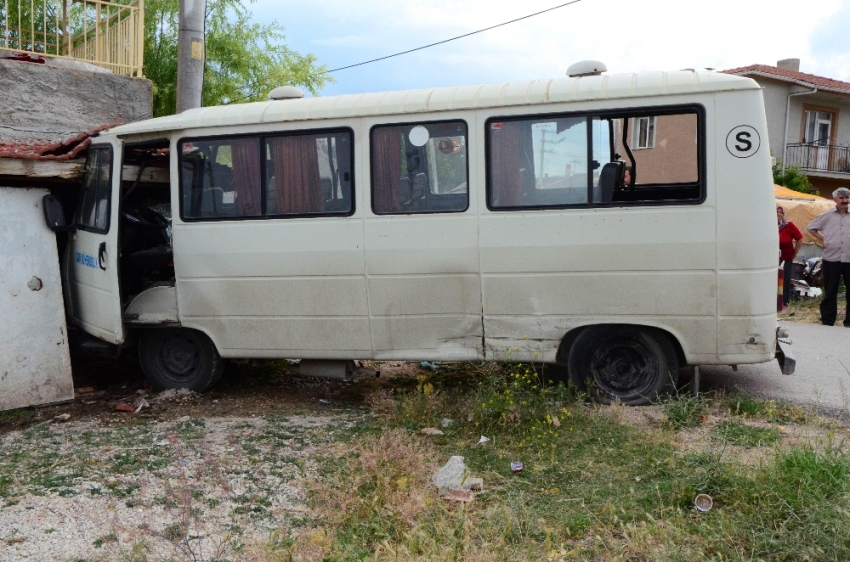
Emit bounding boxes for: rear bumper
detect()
[775,327,795,375]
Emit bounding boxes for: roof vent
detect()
[567,60,607,77]
[268,86,305,100]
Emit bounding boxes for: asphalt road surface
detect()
[700,321,850,412]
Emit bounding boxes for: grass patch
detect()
[779,294,823,324]
[663,392,706,429]
[288,363,850,561]
[713,420,781,447]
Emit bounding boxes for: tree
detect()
[144,0,332,117]
[772,159,817,195]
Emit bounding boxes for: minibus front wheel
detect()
[139,328,225,392]
[568,325,679,405]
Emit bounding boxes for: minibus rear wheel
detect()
[139,328,224,392]
[567,325,678,405]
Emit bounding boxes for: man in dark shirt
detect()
[807,187,850,326]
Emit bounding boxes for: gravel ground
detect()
[0,386,366,562]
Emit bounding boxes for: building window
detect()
[633,116,656,149]
[803,110,832,145]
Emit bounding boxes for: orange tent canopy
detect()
[773,184,822,200]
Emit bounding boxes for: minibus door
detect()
[66,141,125,344]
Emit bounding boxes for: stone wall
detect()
[0,59,152,143]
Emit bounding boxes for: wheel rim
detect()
[589,336,659,398]
[158,333,201,382]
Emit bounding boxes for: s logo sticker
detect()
[726,125,760,158]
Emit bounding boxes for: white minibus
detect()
[44,67,794,404]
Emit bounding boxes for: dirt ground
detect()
[0,356,393,436]
[0,356,407,561]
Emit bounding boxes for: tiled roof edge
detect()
[0,119,123,161]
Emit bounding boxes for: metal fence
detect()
[786,143,850,175]
[1,0,143,76]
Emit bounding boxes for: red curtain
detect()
[230,138,262,216]
[489,121,522,207]
[268,135,323,214]
[371,128,402,213]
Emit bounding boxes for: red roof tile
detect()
[0,120,122,161]
[722,64,850,94]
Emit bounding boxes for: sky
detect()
[249,0,850,97]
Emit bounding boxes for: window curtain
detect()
[230,138,262,216]
[268,135,323,214]
[371,128,402,213]
[489,121,523,207]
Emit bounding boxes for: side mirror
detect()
[42,194,74,232]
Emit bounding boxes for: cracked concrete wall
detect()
[0,59,152,143]
[0,187,73,411]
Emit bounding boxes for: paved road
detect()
[700,321,850,411]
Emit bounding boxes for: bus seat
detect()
[597,161,624,203]
[412,172,427,200]
[200,187,222,216]
[399,176,411,204]
[321,177,333,201]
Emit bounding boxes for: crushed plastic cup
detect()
[694,493,713,512]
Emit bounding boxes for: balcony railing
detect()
[786,143,850,175]
[1,0,143,76]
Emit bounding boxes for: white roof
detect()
[111,71,758,137]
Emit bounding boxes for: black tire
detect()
[567,325,679,405]
[138,328,224,392]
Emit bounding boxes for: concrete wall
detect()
[757,79,792,159]
[0,187,74,411]
[0,59,152,143]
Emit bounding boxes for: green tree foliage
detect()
[773,160,817,195]
[144,0,332,117]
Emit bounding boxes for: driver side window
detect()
[77,146,113,233]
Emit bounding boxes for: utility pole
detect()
[176,0,205,113]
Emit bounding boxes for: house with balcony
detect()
[725,59,850,198]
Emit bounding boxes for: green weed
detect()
[712,420,781,447]
[663,392,706,429]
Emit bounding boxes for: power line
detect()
[324,0,583,74]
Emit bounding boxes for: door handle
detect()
[98,242,108,270]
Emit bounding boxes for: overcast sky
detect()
[250,0,849,96]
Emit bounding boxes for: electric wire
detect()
[324,0,583,74]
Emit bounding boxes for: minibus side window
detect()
[487,108,702,209]
[77,146,113,232]
[488,117,590,208]
[611,113,699,189]
[371,120,468,214]
[265,130,353,216]
[181,138,262,219]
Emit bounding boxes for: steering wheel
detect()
[121,207,169,230]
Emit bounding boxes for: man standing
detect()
[807,187,850,326]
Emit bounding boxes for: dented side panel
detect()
[124,285,179,325]
[363,113,483,361]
